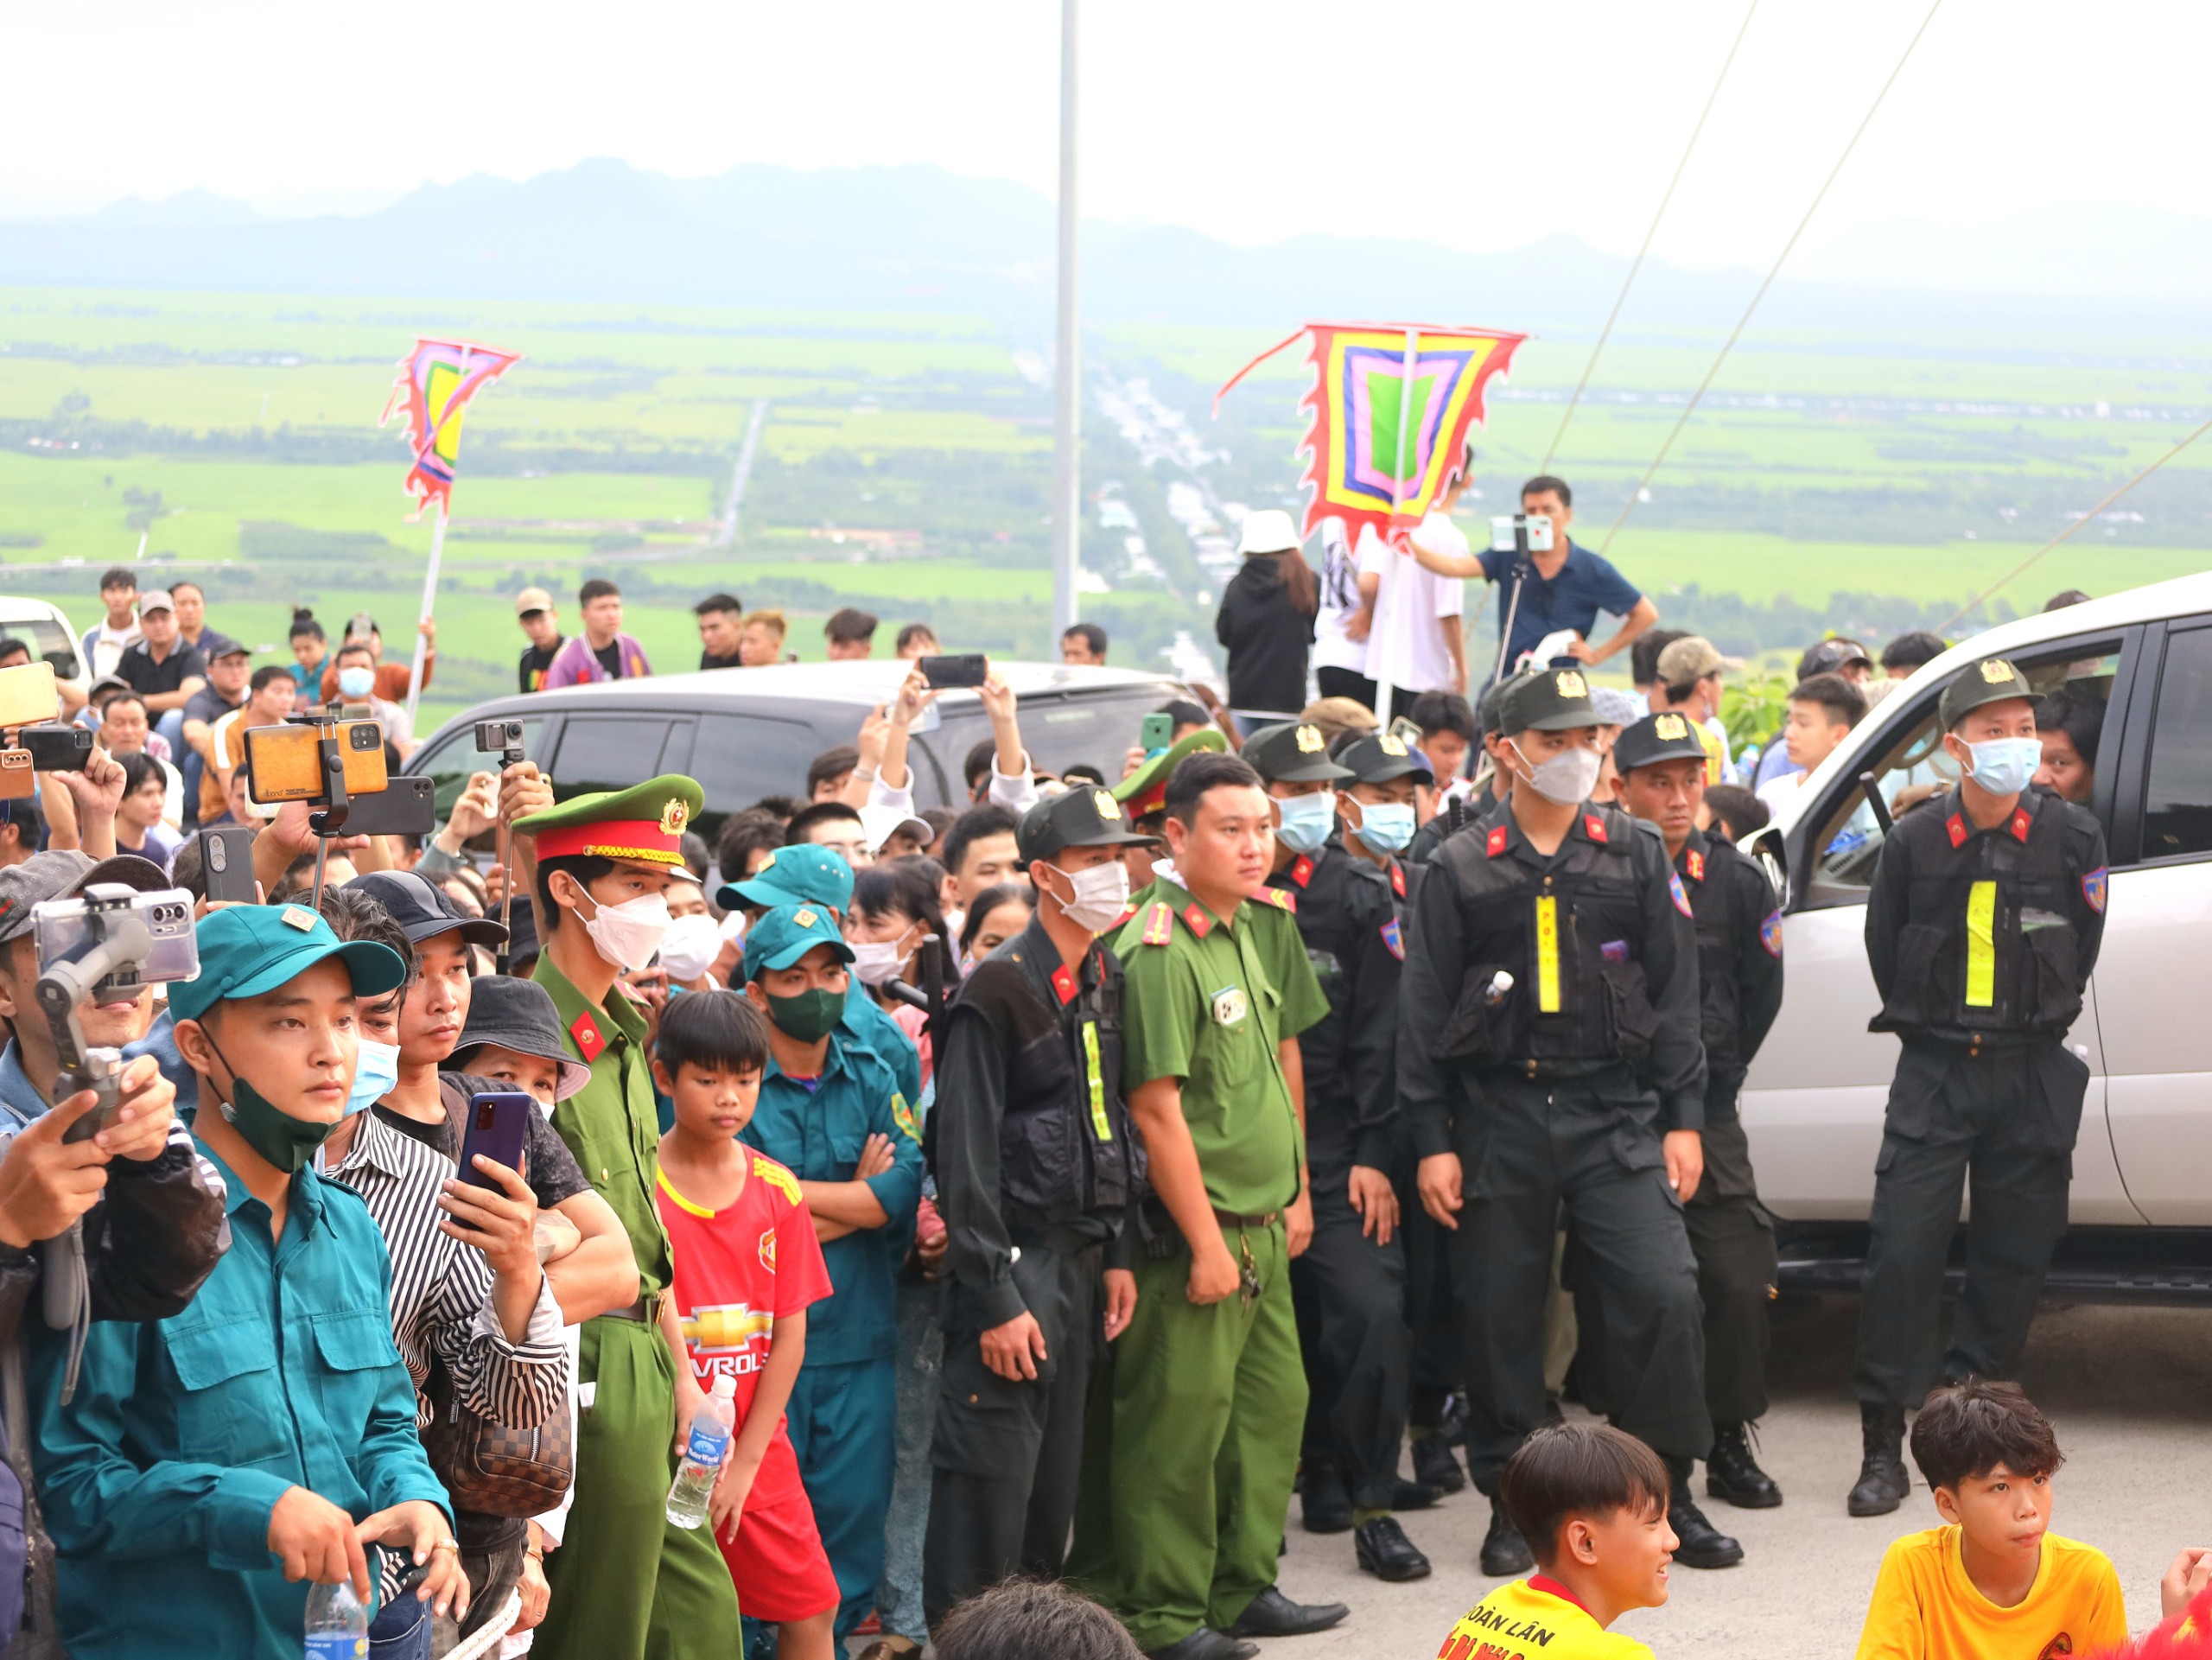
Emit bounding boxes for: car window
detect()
[688,714,830,839]
[1802,640,2121,906]
[2140,622,2212,862]
[0,616,76,668]
[409,716,552,821]
[550,716,682,801]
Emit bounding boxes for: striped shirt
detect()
[321,1105,567,1432]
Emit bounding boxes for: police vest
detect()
[1682,836,1756,1074]
[1872,796,2088,1040]
[949,951,1141,1230]
[1434,806,1662,1067]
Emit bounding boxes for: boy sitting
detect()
[1436,1423,1675,1660]
[653,989,840,1660]
[1854,1380,2125,1660]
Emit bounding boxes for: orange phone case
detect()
[245,721,390,804]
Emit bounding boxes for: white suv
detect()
[1742,572,2212,1264]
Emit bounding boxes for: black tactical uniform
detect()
[1397,669,1732,1572]
[1849,658,2107,1515]
[1610,712,1787,1511]
[923,786,1156,1625]
[1244,723,1431,1583]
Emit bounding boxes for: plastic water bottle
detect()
[304,1579,368,1659]
[666,1372,738,1529]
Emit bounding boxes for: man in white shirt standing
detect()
[79,567,142,679]
[1362,474,1470,723]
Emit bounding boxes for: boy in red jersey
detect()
[653,989,839,1660]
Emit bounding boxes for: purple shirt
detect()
[542,632,651,688]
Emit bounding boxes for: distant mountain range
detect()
[3,160,2204,335]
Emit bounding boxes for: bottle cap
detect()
[710,1373,737,1399]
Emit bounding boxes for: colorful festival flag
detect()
[379,337,522,518]
[1214,321,1526,549]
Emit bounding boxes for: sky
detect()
[9,0,2207,269]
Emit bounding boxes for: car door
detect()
[1739,628,2139,1224]
[2085,615,2212,1224]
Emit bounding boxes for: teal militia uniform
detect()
[1070,876,1328,1652]
[743,1010,924,1638]
[518,776,741,1660]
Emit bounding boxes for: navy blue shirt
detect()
[1477,538,1643,672]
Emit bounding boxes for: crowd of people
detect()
[0,515,2184,1660]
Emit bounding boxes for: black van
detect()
[404,660,1199,843]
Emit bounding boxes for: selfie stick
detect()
[495,739,524,975]
[301,716,355,912]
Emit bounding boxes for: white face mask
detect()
[850,927,917,989]
[575,887,672,973]
[657,913,721,983]
[1510,740,1604,806]
[1042,858,1131,935]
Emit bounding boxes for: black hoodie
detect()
[1214,557,1314,714]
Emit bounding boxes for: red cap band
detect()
[531,817,685,866]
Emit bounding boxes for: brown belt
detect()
[600,1295,657,1323]
[1212,1208,1278,1231]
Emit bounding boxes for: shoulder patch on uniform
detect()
[751,1153,804,1205]
[568,1009,606,1064]
[1485,825,1510,858]
[1390,862,1406,897]
[1289,855,1314,888]
[1945,812,1968,849]
[1759,909,1784,958]
[2082,867,2107,913]
[1264,887,1297,914]
[1668,870,1693,918]
[1181,903,1212,938]
[1684,848,1706,883]
[1584,813,1608,844]
[1141,901,1173,946]
[890,1091,922,1143]
[1380,917,1404,961]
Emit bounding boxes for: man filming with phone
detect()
[1403,475,1658,679]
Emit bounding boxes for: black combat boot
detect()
[1706,1421,1783,1509]
[1479,1493,1535,1577]
[1667,1457,1745,1568]
[1847,1402,1911,1517]
[1409,1432,1465,1494]
[1299,1466,1353,1534]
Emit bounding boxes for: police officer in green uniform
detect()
[1612,711,1787,1510]
[1847,658,2107,1516]
[925,785,1155,1628]
[512,774,743,1660]
[1242,722,1433,1582]
[1397,668,1741,1575]
[1072,749,1347,1660]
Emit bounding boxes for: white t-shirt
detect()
[1310,519,1371,675]
[1359,516,1464,694]
[86,619,142,680]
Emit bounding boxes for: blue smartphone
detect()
[459,1090,533,1191]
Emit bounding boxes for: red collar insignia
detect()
[1684,848,1705,882]
[2011,807,2032,843]
[1946,813,1969,849]
[1113,906,1137,929]
[1050,964,1077,1006]
[1583,813,1608,843]
[1485,825,1510,857]
[568,1010,606,1064]
[1289,855,1314,887]
[1390,862,1406,897]
[1181,903,1212,938]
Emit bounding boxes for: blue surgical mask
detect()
[346,1038,401,1117]
[1965,736,2041,796]
[1273,792,1338,855]
[337,665,376,700]
[1353,803,1416,855]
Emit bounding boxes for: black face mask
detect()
[202,1030,337,1175]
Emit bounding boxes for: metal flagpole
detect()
[1373,328,1421,729]
[1049,0,1082,633]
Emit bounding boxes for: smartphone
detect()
[1139,712,1174,753]
[0,751,30,800]
[337,774,435,837]
[918,653,988,690]
[0,663,60,729]
[459,1090,533,1192]
[20,724,92,772]
[197,825,257,904]
[245,719,389,804]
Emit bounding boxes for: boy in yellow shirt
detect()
[1856,1380,2126,1660]
[1435,1424,1675,1660]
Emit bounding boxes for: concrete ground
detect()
[1268,1296,2212,1658]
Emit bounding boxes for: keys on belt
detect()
[1210,1209,1274,1310]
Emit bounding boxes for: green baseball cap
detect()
[1611,711,1711,774]
[717,843,855,916]
[1242,722,1357,785]
[171,903,407,1024]
[1938,657,2040,730]
[741,902,855,982]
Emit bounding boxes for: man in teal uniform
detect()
[738,904,925,1639]
[514,774,742,1660]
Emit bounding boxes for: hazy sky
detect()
[10,0,2204,266]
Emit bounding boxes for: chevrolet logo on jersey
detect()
[682,1303,775,1354]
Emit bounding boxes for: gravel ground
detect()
[1263,1296,2212,1659]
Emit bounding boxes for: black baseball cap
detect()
[1798,637,1874,681]
[1938,657,2041,731]
[1498,667,1600,735]
[1016,785,1160,863]
[1336,732,1433,785]
[1476,670,1534,736]
[1611,711,1711,774]
[349,868,508,948]
[1242,722,1357,785]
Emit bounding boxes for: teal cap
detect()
[741,902,855,983]
[171,903,408,1024]
[719,843,855,915]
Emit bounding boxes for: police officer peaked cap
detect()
[1335,732,1433,785]
[1017,785,1161,863]
[1938,657,2041,731]
[1242,722,1356,785]
[1611,711,1712,774]
[1498,668,1600,734]
[1113,726,1229,819]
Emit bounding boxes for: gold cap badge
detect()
[1379,735,1407,756]
[1556,671,1588,698]
[1093,789,1120,820]
[1656,714,1688,740]
[659,798,690,836]
[1294,725,1323,754]
[1980,660,2014,684]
